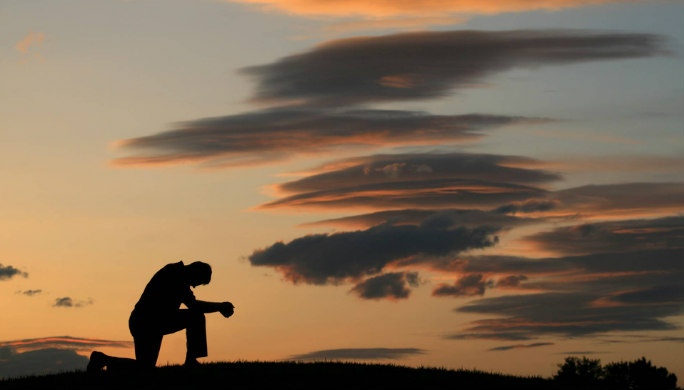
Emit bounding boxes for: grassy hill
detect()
[0,361,563,390]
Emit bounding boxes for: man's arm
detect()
[186,299,234,314]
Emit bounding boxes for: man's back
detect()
[133,261,195,317]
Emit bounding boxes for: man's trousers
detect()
[129,308,207,367]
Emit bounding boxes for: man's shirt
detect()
[133,261,196,316]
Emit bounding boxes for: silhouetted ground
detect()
[0,360,599,390]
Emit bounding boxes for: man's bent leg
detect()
[161,309,208,361]
[133,333,163,368]
[185,310,208,359]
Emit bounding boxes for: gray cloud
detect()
[0,264,28,280]
[114,109,542,168]
[350,272,420,300]
[17,289,42,296]
[433,274,493,297]
[441,245,684,340]
[446,332,533,341]
[455,290,683,340]
[289,347,425,361]
[249,219,499,285]
[243,30,665,105]
[260,152,558,211]
[53,297,93,308]
[302,208,538,229]
[523,216,684,256]
[0,336,132,379]
[494,199,560,214]
[489,342,554,351]
[0,347,87,379]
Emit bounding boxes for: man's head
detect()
[186,261,212,287]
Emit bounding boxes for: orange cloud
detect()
[15,31,45,54]
[230,0,624,17]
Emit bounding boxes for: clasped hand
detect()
[220,301,234,318]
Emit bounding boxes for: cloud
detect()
[550,155,684,173]
[495,182,684,218]
[53,297,93,308]
[462,248,682,277]
[0,336,132,379]
[489,342,554,351]
[443,248,684,340]
[350,272,420,300]
[523,216,684,256]
[302,208,537,229]
[113,110,542,168]
[15,31,44,54]
[0,336,133,353]
[551,183,684,218]
[16,289,42,296]
[288,347,425,361]
[493,199,560,214]
[455,290,683,340]
[324,16,467,33]
[242,30,665,105]
[495,275,528,288]
[0,264,28,280]
[433,274,493,297]
[259,152,559,211]
[248,219,499,285]
[0,347,87,379]
[229,0,635,18]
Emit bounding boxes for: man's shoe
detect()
[87,351,107,373]
[184,357,200,368]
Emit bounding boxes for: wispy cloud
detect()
[16,289,42,296]
[113,110,542,168]
[288,347,425,361]
[489,342,554,351]
[522,216,684,256]
[441,247,684,340]
[15,31,44,54]
[53,297,93,308]
[258,152,559,211]
[301,208,537,229]
[243,30,665,105]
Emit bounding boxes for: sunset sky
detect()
[1,0,683,381]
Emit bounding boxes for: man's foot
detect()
[87,351,108,373]
[184,357,200,368]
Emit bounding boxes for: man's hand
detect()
[219,301,234,318]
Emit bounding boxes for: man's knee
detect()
[188,309,205,325]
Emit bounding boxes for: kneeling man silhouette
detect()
[88,261,234,372]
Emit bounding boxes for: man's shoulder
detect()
[159,261,184,271]
[153,261,185,280]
